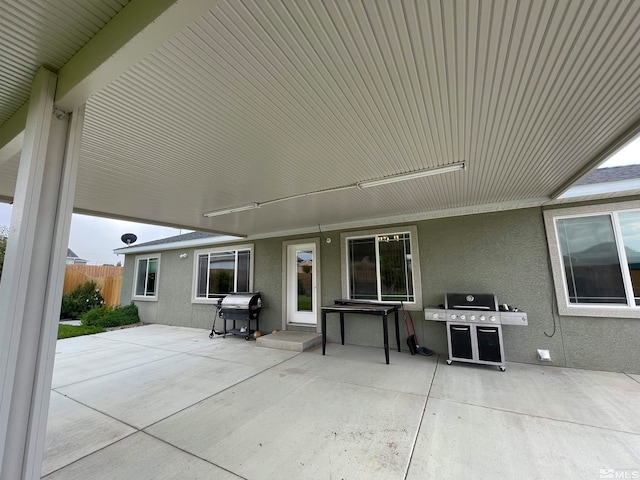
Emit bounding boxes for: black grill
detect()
[445,293,498,311]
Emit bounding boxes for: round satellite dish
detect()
[121,233,137,246]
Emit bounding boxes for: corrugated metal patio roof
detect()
[2,1,640,237]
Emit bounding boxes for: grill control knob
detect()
[450,314,457,320]
[470,315,476,321]
[432,313,439,320]
[459,315,466,320]
[480,315,486,321]
[489,316,496,322]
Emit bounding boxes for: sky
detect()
[598,135,640,168]
[1,136,639,265]
[0,205,186,265]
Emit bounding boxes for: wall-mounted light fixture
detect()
[356,162,466,189]
[179,253,188,259]
[203,202,260,218]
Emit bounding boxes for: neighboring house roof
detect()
[559,165,640,200]
[578,165,640,185]
[67,248,88,264]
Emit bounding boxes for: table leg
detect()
[394,309,401,352]
[322,311,327,355]
[382,313,389,364]
[340,313,345,345]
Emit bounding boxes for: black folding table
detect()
[320,302,401,364]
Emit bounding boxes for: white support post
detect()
[0,67,84,479]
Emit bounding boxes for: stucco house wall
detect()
[121,206,640,374]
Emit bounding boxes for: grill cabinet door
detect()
[449,325,473,359]
[476,326,502,363]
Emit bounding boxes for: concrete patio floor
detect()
[43,324,640,479]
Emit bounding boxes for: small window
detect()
[341,227,422,308]
[544,200,640,317]
[193,245,253,302]
[133,255,160,300]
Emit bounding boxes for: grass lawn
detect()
[297,295,312,311]
[58,324,104,339]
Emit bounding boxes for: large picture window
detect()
[341,227,422,307]
[193,245,253,302]
[545,201,640,317]
[133,255,160,300]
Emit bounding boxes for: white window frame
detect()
[132,254,160,301]
[340,226,422,310]
[544,199,640,318]
[191,243,254,304]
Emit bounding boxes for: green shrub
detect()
[60,281,105,319]
[82,303,139,328]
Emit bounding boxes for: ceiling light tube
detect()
[203,202,260,217]
[356,162,466,189]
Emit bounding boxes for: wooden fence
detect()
[63,265,123,307]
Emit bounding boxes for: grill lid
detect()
[220,292,262,310]
[445,293,498,311]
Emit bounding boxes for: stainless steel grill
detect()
[425,293,528,326]
[424,293,528,372]
[220,292,262,320]
[209,292,262,340]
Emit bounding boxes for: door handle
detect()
[451,326,469,331]
[477,328,498,333]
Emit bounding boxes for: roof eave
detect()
[113,234,242,255]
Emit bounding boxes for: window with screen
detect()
[133,255,160,300]
[341,227,421,308]
[545,201,640,317]
[193,245,253,302]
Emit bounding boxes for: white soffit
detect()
[0,0,129,128]
[2,1,640,236]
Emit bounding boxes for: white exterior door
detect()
[286,243,317,325]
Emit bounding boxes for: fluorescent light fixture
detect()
[203,202,260,217]
[356,162,466,189]
[202,163,466,216]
